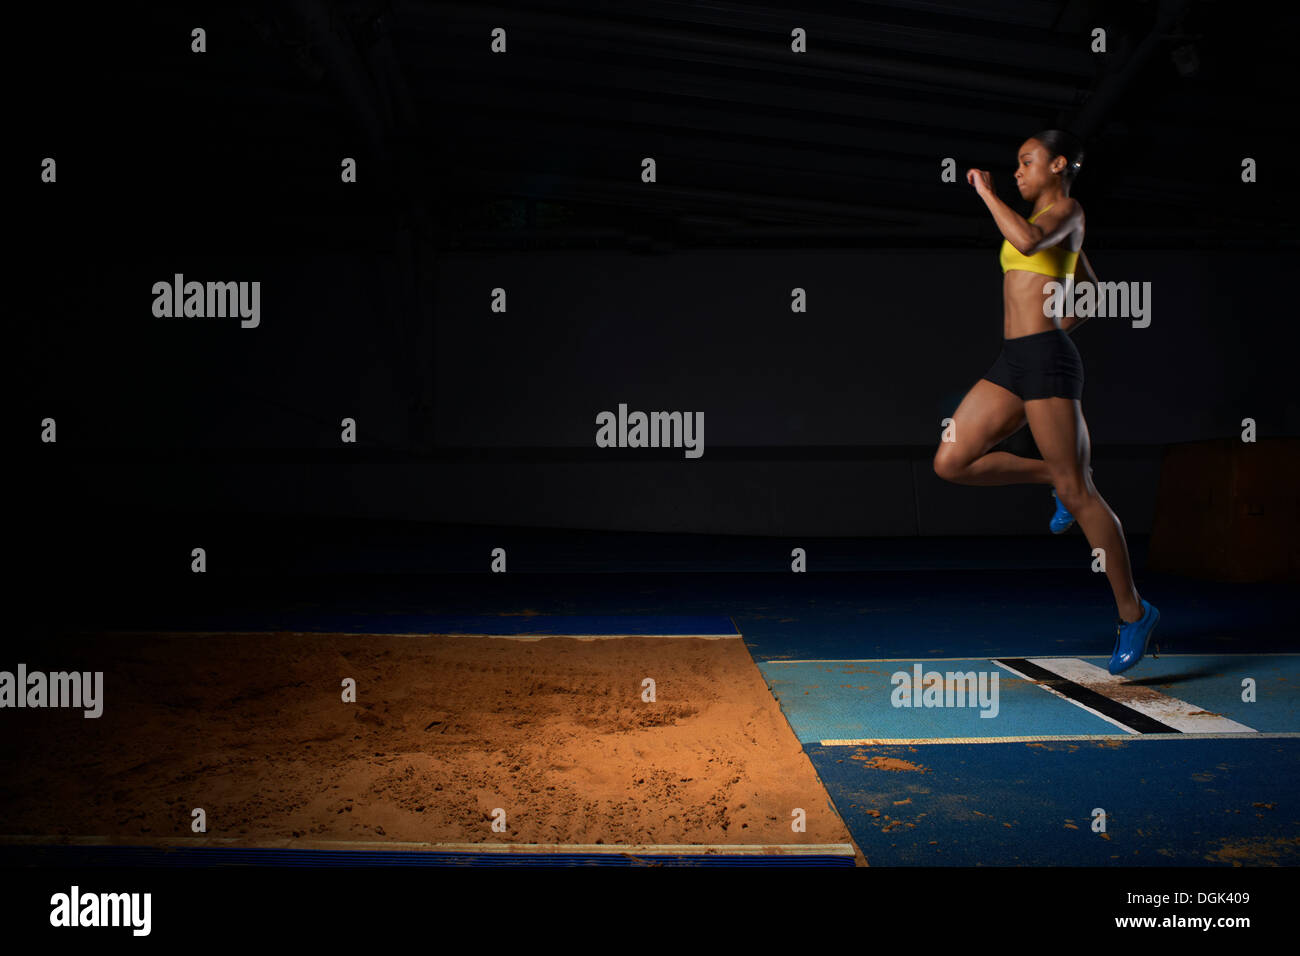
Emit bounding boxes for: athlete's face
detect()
[1014,139,1063,198]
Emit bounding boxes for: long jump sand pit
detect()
[0,632,860,861]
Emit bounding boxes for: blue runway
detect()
[760,655,1299,741]
[757,651,1299,864]
[761,658,1116,741]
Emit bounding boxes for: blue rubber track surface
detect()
[808,737,1300,866]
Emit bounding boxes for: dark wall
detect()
[430,247,1292,447]
[25,247,1294,451]
[17,3,1295,540]
[21,245,1292,537]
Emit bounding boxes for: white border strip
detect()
[819,733,1300,745]
[473,634,740,642]
[90,631,739,641]
[0,835,851,856]
[766,653,1300,664]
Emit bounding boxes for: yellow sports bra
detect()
[999,203,1079,278]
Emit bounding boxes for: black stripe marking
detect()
[997,658,1181,734]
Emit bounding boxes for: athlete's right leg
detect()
[932,379,1052,486]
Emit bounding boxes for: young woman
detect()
[933,129,1160,675]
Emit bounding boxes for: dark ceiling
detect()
[26,1,1300,252]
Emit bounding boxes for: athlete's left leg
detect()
[1023,396,1143,623]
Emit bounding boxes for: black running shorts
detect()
[981,328,1084,400]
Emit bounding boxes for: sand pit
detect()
[0,633,860,860]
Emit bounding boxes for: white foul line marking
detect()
[819,733,1300,745]
[993,659,1141,734]
[1025,658,1256,733]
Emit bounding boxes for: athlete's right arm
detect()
[1063,250,1098,334]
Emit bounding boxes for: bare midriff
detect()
[1002,269,1070,339]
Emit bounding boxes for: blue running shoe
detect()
[1050,488,1075,533]
[1108,599,1161,675]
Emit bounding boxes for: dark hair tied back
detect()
[1032,128,1086,183]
